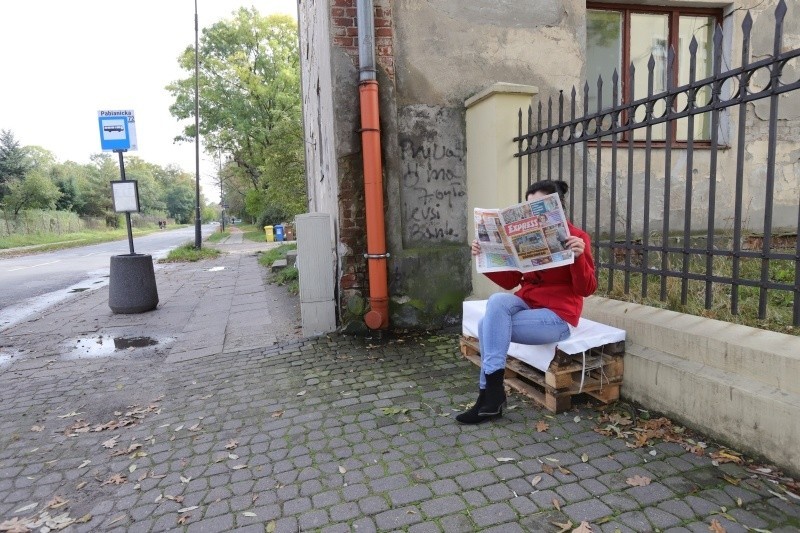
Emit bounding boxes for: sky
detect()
[0,0,298,202]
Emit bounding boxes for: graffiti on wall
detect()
[399,106,467,244]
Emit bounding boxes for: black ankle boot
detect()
[478,369,506,417]
[455,389,489,424]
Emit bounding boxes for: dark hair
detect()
[525,180,568,204]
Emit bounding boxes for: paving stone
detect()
[374,505,423,530]
[555,482,592,503]
[626,482,675,505]
[644,506,682,529]
[563,498,613,522]
[186,513,234,532]
[469,502,517,528]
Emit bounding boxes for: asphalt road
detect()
[0,224,216,329]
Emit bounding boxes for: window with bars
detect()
[586,3,722,142]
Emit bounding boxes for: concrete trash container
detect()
[274,224,285,242]
[264,225,274,242]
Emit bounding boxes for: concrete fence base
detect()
[583,296,800,478]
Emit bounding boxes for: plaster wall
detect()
[299,0,339,220]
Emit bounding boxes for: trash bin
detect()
[264,225,274,242]
[284,224,294,241]
[274,224,285,242]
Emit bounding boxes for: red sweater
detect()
[484,223,597,326]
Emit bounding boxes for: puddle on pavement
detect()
[64,335,173,359]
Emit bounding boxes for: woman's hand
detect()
[565,236,586,257]
[471,239,481,256]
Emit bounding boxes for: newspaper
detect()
[474,193,574,273]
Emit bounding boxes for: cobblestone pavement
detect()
[1,332,799,532]
[0,245,798,532]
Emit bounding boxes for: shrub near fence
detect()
[0,210,91,237]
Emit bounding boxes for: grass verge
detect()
[160,242,221,263]
[240,224,267,243]
[258,243,299,295]
[206,229,229,243]
[0,227,163,255]
[596,253,797,336]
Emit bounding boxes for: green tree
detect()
[0,129,30,201]
[3,171,62,217]
[167,9,306,223]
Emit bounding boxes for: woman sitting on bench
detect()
[457,180,597,424]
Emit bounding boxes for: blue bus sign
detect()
[98,110,137,152]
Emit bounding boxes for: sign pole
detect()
[115,150,135,255]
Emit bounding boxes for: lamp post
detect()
[193,0,202,248]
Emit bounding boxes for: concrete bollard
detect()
[108,254,159,313]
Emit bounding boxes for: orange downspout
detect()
[359,80,389,330]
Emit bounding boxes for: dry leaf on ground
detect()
[225,440,238,450]
[542,464,555,475]
[101,436,119,449]
[552,520,573,533]
[177,514,191,525]
[708,519,727,533]
[552,497,561,511]
[572,521,592,533]
[536,420,549,432]
[530,475,542,488]
[102,474,127,485]
[0,517,32,533]
[46,496,68,509]
[30,426,43,432]
[626,474,651,487]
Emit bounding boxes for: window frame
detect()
[586,2,724,146]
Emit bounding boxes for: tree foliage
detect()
[0,128,214,226]
[167,9,306,223]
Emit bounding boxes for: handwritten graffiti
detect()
[400,138,466,243]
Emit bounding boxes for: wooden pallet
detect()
[459,336,624,413]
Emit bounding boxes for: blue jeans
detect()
[477,293,571,388]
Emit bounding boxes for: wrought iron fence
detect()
[515,0,800,326]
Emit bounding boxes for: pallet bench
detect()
[461,300,627,413]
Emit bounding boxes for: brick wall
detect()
[331,0,395,79]
[331,0,394,325]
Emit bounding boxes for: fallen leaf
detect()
[177,514,190,525]
[530,475,542,488]
[107,515,126,526]
[242,512,257,517]
[177,506,199,513]
[128,465,137,473]
[736,497,743,507]
[558,466,573,476]
[573,416,581,423]
[0,517,32,533]
[626,475,651,487]
[101,436,119,449]
[297,390,306,396]
[581,453,589,463]
[57,411,81,419]
[174,425,184,432]
[30,426,44,432]
[552,520,573,533]
[722,475,740,486]
[180,476,191,483]
[271,410,283,418]
[496,457,516,463]
[542,464,555,475]
[77,460,91,469]
[572,521,592,532]
[266,521,276,533]
[228,454,239,460]
[338,465,347,474]
[102,474,127,485]
[225,440,239,450]
[708,519,726,533]
[536,420,549,432]
[75,514,92,524]
[75,482,87,490]
[232,465,248,470]
[188,424,201,432]
[12,503,38,514]
[552,497,561,511]
[45,496,68,509]
[154,494,163,503]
